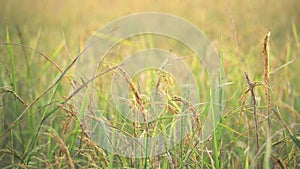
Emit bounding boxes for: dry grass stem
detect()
[244,72,260,158]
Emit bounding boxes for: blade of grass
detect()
[6,23,23,164]
[212,79,220,169]
[68,83,91,154]
[6,24,15,91]
[292,22,299,47]
[213,123,220,169]
[272,107,300,150]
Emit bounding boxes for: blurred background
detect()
[1,0,299,54]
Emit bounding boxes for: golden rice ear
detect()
[262,30,271,114]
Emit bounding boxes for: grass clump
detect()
[0,1,300,168]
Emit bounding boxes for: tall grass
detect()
[0,1,300,168]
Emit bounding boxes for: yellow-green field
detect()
[0,0,299,168]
